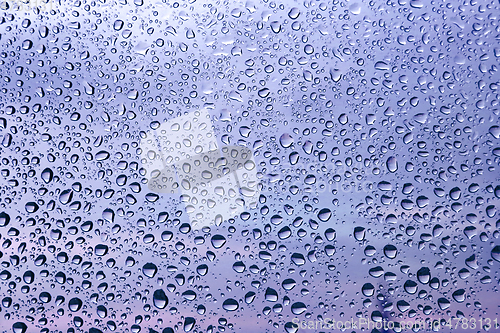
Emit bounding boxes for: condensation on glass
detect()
[0,0,499,332]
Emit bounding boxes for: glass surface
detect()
[0,0,499,332]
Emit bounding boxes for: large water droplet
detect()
[68,297,83,312]
[153,289,168,309]
[386,156,398,173]
[222,298,239,311]
[492,246,500,262]
[12,323,28,333]
[142,263,158,278]
[279,133,294,148]
[353,227,366,241]
[211,235,226,249]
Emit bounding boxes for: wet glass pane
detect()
[0,0,499,332]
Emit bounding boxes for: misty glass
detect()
[0,0,499,332]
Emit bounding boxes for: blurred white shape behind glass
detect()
[140,109,259,229]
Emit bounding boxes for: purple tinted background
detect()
[0,0,499,332]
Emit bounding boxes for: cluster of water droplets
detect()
[0,0,500,332]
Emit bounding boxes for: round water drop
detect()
[279,133,294,148]
[2,297,12,308]
[102,209,115,223]
[384,244,398,259]
[416,196,429,208]
[349,2,361,14]
[285,322,299,333]
[211,235,226,249]
[288,7,300,19]
[68,297,83,312]
[291,253,305,266]
[0,212,10,227]
[364,245,376,256]
[222,298,239,311]
[39,292,51,303]
[264,287,278,302]
[97,305,108,318]
[278,226,292,239]
[492,246,500,262]
[317,208,331,222]
[368,266,384,278]
[161,231,173,241]
[353,227,366,241]
[489,126,500,139]
[375,61,389,70]
[59,189,73,205]
[361,283,375,296]
[41,168,53,183]
[386,156,398,173]
[245,291,256,304]
[449,187,461,200]
[282,278,296,291]
[377,181,392,191]
[271,215,283,225]
[95,151,110,161]
[404,280,418,294]
[304,174,316,185]
[417,267,431,284]
[183,317,196,332]
[12,323,28,333]
[23,271,34,284]
[233,261,246,273]
[452,289,466,303]
[429,277,440,289]
[113,20,124,30]
[94,244,109,256]
[196,264,208,276]
[291,302,307,315]
[54,272,66,284]
[397,300,410,312]
[142,263,158,278]
[464,226,477,239]
[153,289,168,309]
[324,228,336,241]
[25,202,39,213]
[202,170,213,180]
[437,298,450,310]
[182,290,197,301]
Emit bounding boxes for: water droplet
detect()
[404,280,418,294]
[452,289,466,303]
[153,289,168,309]
[349,3,361,14]
[12,323,28,333]
[279,133,294,148]
[386,156,398,173]
[317,208,331,222]
[491,246,500,262]
[211,235,226,249]
[353,227,366,241]
[288,7,300,19]
[94,244,109,256]
[142,263,158,278]
[291,302,307,315]
[383,244,397,259]
[68,297,83,312]
[222,298,239,311]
